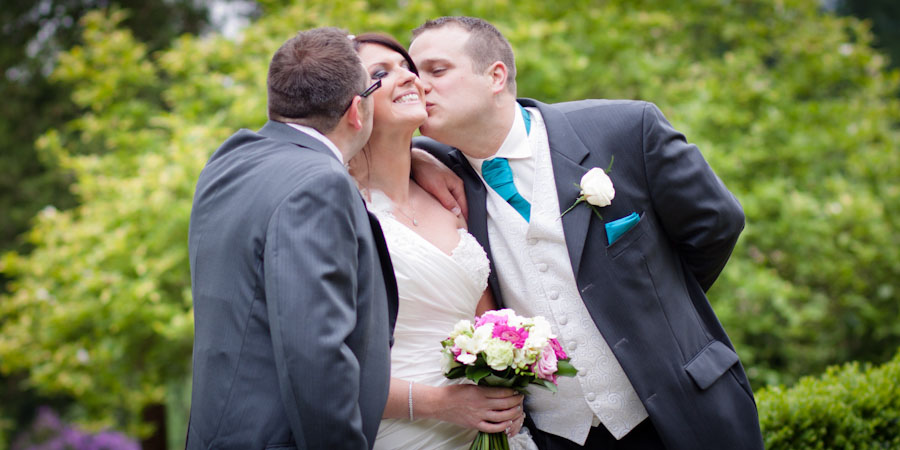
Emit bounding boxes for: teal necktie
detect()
[482,157,531,222]
[482,105,532,222]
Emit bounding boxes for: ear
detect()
[346,95,364,130]
[486,61,509,95]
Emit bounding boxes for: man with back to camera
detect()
[410,16,764,450]
[186,27,398,449]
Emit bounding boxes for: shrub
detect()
[758,349,900,449]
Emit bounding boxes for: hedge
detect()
[758,350,900,449]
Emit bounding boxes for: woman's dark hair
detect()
[351,32,418,76]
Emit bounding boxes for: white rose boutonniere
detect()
[561,156,614,219]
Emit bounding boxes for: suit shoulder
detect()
[553,99,651,119]
[548,99,653,141]
[200,130,353,206]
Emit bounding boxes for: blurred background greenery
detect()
[0,0,897,448]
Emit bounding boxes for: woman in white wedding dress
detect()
[348,34,537,450]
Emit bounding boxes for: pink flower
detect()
[532,345,559,383]
[549,338,568,360]
[492,324,529,348]
[475,312,508,328]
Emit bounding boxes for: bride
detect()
[348,33,537,450]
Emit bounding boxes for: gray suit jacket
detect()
[415,99,763,449]
[187,120,398,449]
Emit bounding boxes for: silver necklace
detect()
[393,204,418,226]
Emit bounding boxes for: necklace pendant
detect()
[413,218,418,226]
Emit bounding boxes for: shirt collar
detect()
[285,123,344,163]
[465,103,532,175]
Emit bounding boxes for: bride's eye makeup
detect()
[370,66,389,80]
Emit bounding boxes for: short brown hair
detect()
[267,27,368,133]
[412,17,516,95]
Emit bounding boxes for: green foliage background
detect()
[1,0,898,446]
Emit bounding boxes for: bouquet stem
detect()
[469,431,509,450]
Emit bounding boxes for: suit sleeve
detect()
[641,102,745,291]
[264,170,368,449]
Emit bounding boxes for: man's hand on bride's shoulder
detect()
[410,148,469,221]
[418,384,524,434]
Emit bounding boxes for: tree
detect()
[1,0,898,446]
[0,0,220,256]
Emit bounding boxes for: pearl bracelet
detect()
[408,381,414,421]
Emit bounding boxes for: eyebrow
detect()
[416,57,452,68]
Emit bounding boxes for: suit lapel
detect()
[365,208,399,343]
[521,99,592,276]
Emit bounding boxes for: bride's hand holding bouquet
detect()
[442,309,577,450]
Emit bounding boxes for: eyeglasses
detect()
[360,79,382,98]
[344,79,382,113]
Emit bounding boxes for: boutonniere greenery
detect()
[560,156,614,220]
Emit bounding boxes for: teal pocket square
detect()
[605,212,640,245]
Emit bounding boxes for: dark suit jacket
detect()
[415,99,763,449]
[187,120,398,449]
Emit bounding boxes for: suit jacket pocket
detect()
[607,212,647,257]
[684,340,740,390]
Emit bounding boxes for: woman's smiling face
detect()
[357,43,427,130]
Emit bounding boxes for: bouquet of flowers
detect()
[441,309,577,450]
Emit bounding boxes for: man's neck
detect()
[323,130,358,164]
[455,99,517,160]
[284,122,346,163]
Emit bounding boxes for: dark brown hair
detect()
[351,32,419,76]
[267,27,368,133]
[412,16,516,94]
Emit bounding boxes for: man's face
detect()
[409,26,495,144]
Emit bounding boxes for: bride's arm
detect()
[382,378,525,434]
[475,289,497,317]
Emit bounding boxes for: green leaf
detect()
[445,365,467,379]
[556,359,578,377]
[466,365,492,384]
[481,374,515,387]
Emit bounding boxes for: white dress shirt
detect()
[286,122,344,163]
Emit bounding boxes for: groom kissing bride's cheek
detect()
[408,16,764,450]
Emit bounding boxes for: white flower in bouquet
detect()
[523,316,553,352]
[484,339,515,371]
[450,319,473,339]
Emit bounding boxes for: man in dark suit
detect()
[409,17,763,450]
[186,28,398,449]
